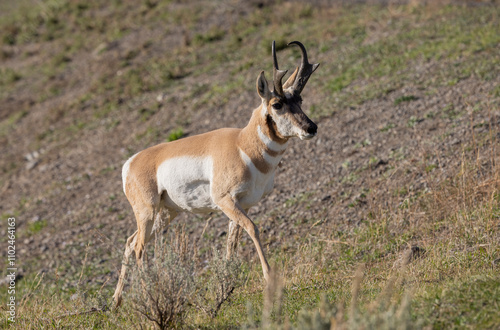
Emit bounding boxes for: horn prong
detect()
[287,41,320,95]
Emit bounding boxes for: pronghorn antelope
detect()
[113,40,319,306]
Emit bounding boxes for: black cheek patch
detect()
[266,114,283,140]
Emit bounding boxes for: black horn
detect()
[272,40,288,97]
[288,41,319,95]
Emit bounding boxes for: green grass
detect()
[416,274,500,328]
[167,127,184,142]
[394,95,418,105]
[0,110,28,137]
[27,219,47,235]
[380,122,395,132]
[0,68,21,85]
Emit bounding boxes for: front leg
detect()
[217,196,270,282]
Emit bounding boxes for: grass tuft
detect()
[394,95,418,105]
[167,128,184,142]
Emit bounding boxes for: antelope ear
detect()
[256,71,271,101]
[283,67,299,90]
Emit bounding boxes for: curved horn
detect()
[272,40,288,97]
[287,41,320,95]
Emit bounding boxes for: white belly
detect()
[157,156,218,213]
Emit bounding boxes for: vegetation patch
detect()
[27,219,47,235]
[167,127,184,142]
[394,95,418,105]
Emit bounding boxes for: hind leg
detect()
[152,208,178,258]
[152,208,178,237]
[226,208,248,259]
[226,220,243,259]
[113,230,139,308]
[133,205,156,266]
[113,201,157,308]
[113,204,180,308]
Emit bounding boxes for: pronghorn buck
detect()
[113,40,319,306]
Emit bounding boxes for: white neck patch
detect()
[257,125,288,152]
[263,150,283,167]
[260,103,268,117]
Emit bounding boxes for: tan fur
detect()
[125,104,285,202]
[126,128,245,203]
[238,106,288,174]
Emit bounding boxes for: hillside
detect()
[1,0,499,328]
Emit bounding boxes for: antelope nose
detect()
[307,123,318,136]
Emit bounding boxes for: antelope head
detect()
[257,41,319,141]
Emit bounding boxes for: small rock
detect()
[156,93,167,103]
[26,161,39,170]
[321,195,331,202]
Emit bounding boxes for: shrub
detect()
[129,227,195,329]
[194,248,243,319]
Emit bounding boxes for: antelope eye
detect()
[272,103,282,110]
